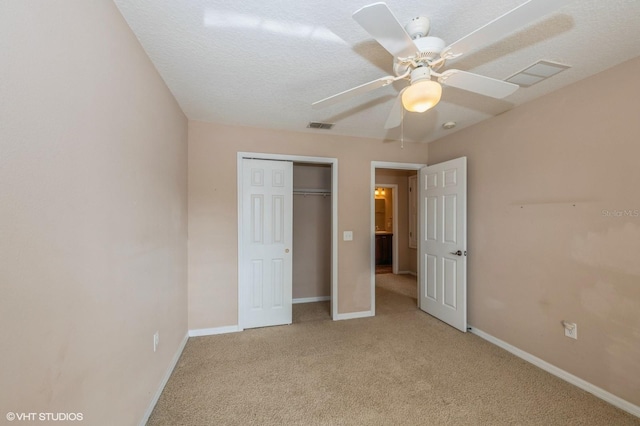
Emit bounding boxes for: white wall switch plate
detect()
[563,322,577,339]
[343,231,353,241]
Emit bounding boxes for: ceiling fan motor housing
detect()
[413,36,446,60]
[393,35,446,76]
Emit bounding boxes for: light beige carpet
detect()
[375,264,393,274]
[148,275,639,425]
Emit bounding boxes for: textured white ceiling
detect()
[113,0,640,143]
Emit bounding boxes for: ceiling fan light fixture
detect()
[402,79,442,113]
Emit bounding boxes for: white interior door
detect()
[241,159,293,328]
[419,157,467,332]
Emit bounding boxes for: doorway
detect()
[370,161,425,316]
[374,184,397,275]
[371,158,468,331]
[237,153,338,329]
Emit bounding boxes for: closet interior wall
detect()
[292,163,332,300]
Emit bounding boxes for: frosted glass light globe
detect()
[402,80,442,113]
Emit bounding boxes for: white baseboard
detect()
[398,270,417,276]
[334,310,373,321]
[139,332,189,426]
[188,325,242,337]
[293,296,331,304]
[469,327,640,418]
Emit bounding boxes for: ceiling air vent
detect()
[505,60,571,88]
[307,122,334,130]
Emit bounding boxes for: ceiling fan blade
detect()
[384,88,407,129]
[352,3,417,58]
[441,0,565,59]
[439,69,518,98]
[312,75,396,109]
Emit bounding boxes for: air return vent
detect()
[307,122,334,130]
[505,60,571,87]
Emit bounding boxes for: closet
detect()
[292,163,332,303]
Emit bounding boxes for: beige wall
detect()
[0,1,188,424]
[375,170,417,274]
[293,164,331,299]
[428,57,640,405]
[188,121,429,329]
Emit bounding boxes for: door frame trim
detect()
[370,161,426,316]
[238,152,339,329]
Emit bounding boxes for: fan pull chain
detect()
[400,107,404,149]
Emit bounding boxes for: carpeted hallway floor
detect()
[147,274,639,425]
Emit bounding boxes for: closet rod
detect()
[293,188,331,196]
[293,191,331,196]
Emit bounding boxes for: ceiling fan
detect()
[312,0,564,129]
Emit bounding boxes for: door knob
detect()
[450,250,462,256]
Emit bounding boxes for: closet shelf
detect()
[293,188,331,196]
